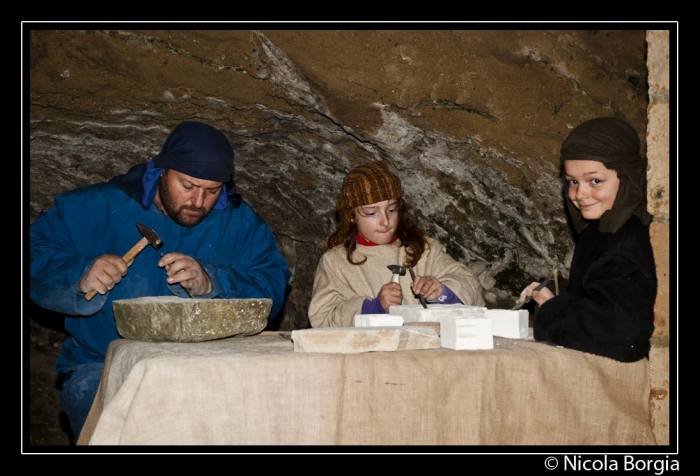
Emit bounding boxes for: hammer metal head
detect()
[387,265,406,276]
[136,222,164,250]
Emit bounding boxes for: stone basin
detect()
[112,296,272,343]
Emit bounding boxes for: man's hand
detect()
[410,275,443,301]
[158,252,211,296]
[517,281,555,306]
[78,254,129,296]
[379,282,402,311]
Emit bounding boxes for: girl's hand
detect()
[517,281,555,306]
[411,275,444,301]
[379,282,402,311]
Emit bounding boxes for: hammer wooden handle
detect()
[122,237,150,265]
[84,288,100,302]
[84,237,150,301]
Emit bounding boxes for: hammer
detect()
[85,223,164,301]
[387,265,406,306]
[387,265,406,283]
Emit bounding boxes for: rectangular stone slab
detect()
[112,296,272,343]
[440,316,494,350]
[403,321,441,336]
[291,327,440,353]
[388,303,487,322]
[485,309,529,339]
[354,314,405,327]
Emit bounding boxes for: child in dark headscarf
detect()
[516,117,657,362]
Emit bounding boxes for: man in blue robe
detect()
[30,121,291,442]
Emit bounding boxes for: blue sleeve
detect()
[29,198,107,316]
[195,208,290,320]
[362,296,387,314]
[427,284,462,304]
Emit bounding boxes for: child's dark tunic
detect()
[534,216,657,362]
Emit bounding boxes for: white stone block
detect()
[485,309,529,339]
[389,304,487,323]
[439,316,493,350]
[404,321,441,336]
[354,314,405,327]
[292,327,440,353]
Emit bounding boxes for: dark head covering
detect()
[153,121,234,183]
[110,121,241,210]
[560,117,653,234]
[325,161,404,249]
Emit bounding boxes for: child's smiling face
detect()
[564,160,620,221]
[354,199,399,244]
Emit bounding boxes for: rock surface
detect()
[113,297,271,342]
[291,327,440,353]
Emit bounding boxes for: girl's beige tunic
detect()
[309,237,485,327]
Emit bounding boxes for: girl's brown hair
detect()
[325,161,427,267]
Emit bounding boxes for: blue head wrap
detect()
[141,121,238,210]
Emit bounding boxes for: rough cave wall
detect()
[27,29,652,444]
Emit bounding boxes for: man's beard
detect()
[158,177,212,227]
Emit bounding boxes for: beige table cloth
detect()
[79,331,655,445]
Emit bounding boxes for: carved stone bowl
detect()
[112,296,272,343]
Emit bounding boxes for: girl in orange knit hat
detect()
[309,161,484,327]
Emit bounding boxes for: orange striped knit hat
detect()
[325,161,404,248]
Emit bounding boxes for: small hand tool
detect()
[387,265,406,283]
[408,266,428,309]
[511,279,552,310]
[161,253,194,298]
[85,223,164,301]
[511,262,561,310]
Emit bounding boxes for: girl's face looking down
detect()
[353,199,399,244]
[564,160,620,221]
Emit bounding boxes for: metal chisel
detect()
[511,278,552,310]
[408,266,428,309]
[512,262,561,310]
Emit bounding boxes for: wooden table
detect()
[79,331,655,445]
